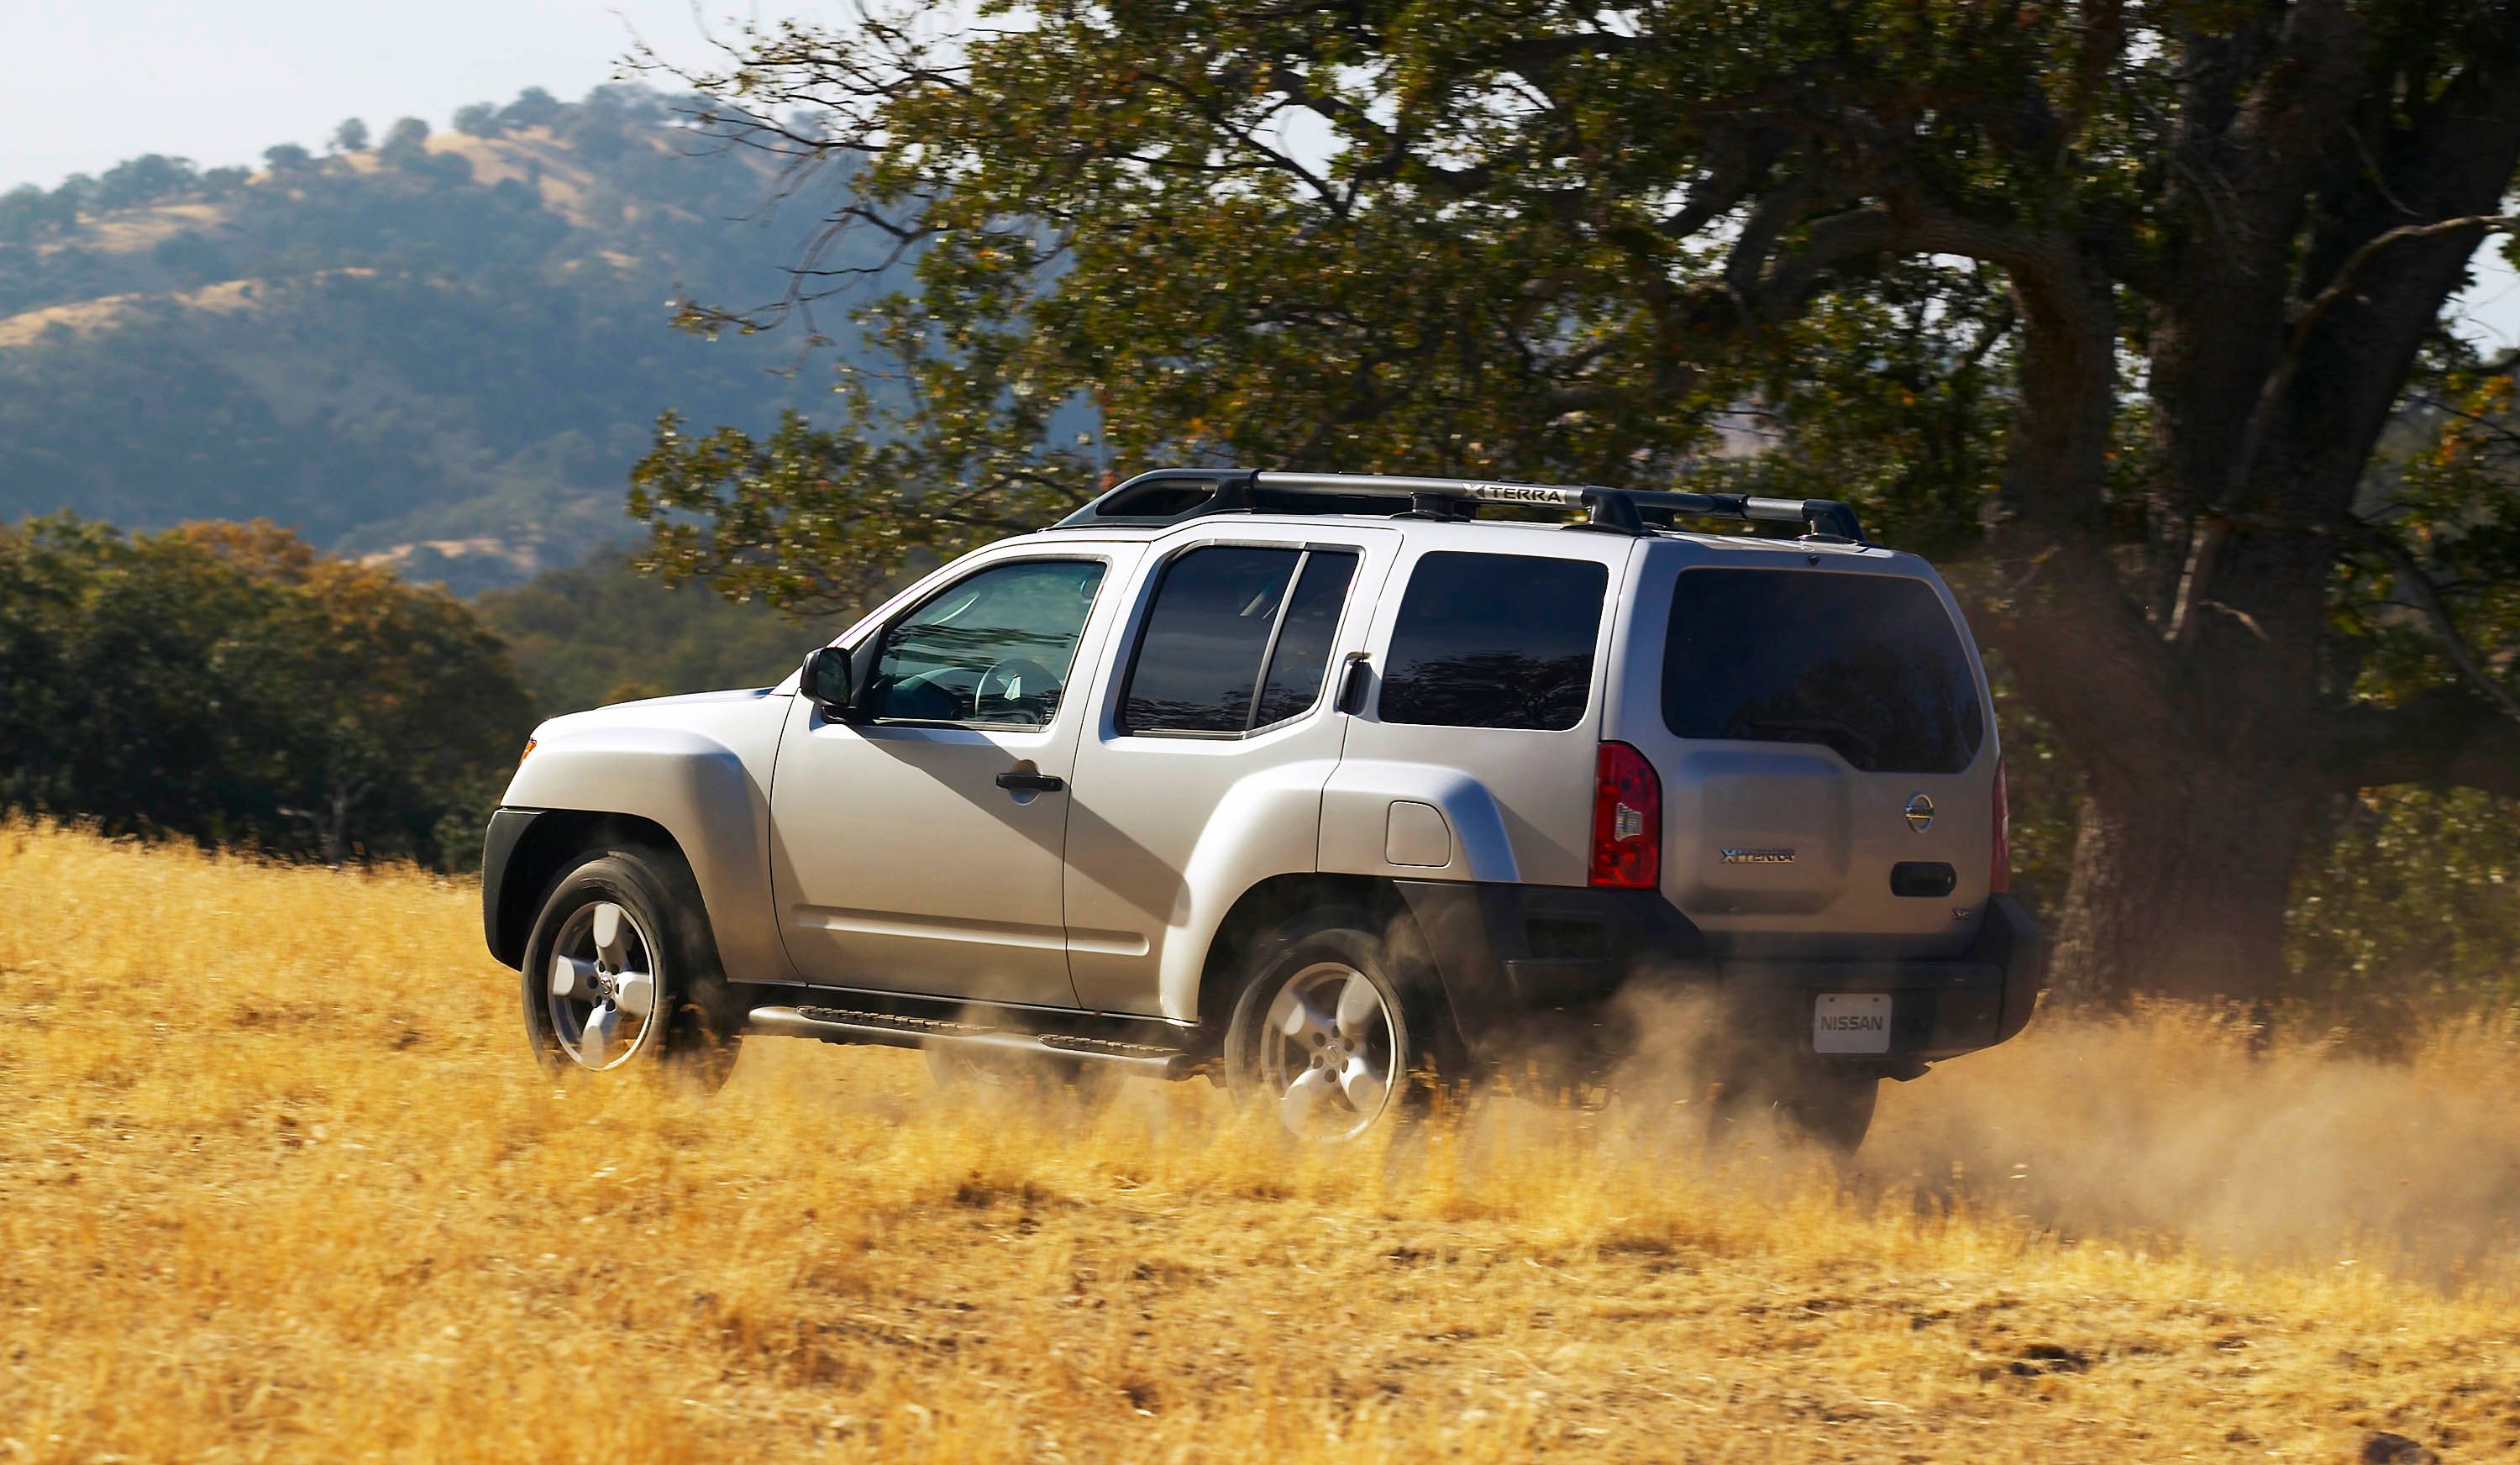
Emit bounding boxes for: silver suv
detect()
[482,470,2040,1147]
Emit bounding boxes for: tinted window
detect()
[1123,547,1362,733]
[1253,552,1357,726]
[866,559,1105,727]
[1380,553,1608,730]
[1122,547,1297,732]
[1661,569,1984,773]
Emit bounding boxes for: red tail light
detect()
[1990,756,2012,895]
[1590,742,1662,889]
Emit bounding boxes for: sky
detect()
[1,0,2514,349]
[0,0,753,188]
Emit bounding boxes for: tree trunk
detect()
[2045,760,2316,1006]
[321,790,350,867]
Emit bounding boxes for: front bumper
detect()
[1393,881,2044,1068]
[480,807,545,969]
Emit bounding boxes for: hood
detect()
[533,685,781,741]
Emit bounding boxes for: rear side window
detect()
[1121,546,1359,734]
[1662,569,1984,773]
[1379,552,1608,731]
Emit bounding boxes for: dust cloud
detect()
[1462,982,2520,1286]
[1853,1006,2520,1284]
[1572,985,2520,1285]
[785,981,2520,1289]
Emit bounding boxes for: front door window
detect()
[864,559,1107,727]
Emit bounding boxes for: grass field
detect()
[6,822,2520,1462]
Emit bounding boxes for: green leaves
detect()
[473,551,847,719]
[627,382,1091,617]
[628,0,2144,601]
[0,517,530,866]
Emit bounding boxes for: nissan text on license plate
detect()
[1813,993,1893,1054]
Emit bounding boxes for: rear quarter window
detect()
[1380,552,1609,731]
[1662,568,1984,773]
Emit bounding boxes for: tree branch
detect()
[2222,215,2518,512]
[2355,522,2520,727]
[2292,215,2518,354]
[1724,171,1836,307]
[2328,685,2520,799]
[1727,197,2076,326]
[1662,125,1793,239]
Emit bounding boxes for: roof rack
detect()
[1047,468,1868,544]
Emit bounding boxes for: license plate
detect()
[1813,993,1893,1054]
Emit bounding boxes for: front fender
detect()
[501,712,788,984]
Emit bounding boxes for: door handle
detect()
[995,770,1066,793]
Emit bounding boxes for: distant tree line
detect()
[0,88,577,244]
[469,549,843,719]
[0,517,528,866]
[0,514,822,871]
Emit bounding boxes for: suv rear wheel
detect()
[1224,911,1441,1141]
[521,847,739,1090]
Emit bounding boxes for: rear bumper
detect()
[1393,881,2044,1068]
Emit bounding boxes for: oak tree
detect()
[632,0,2520,1001]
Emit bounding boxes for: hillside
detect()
[6,822,2518,1462]
[471,549,848,718]
[0,87,860,592]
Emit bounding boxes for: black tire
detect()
[1222,907,1448,1141]
[520,845,741,1090]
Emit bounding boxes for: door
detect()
[1063,531,1392,1013]
[769,550,1132,1007]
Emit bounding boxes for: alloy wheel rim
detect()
[546,901,661,1071]
[1259,961,1399,1140]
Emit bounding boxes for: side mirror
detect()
[801,645,854,718]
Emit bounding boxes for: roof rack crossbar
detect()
[1050,469,1867,544]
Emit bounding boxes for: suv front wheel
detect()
[1224,910,1442,1141]
[521,847,739,1090]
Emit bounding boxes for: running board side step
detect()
[747,1005,1198,1079]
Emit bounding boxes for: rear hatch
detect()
[1614,551,1999,961]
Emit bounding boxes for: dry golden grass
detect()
[6,822,2520,1462]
